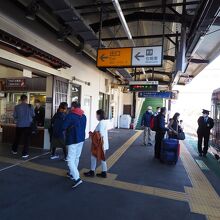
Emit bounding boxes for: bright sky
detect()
[171,55,220,132]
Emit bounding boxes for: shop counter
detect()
[1,124,44,148]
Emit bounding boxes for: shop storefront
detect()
[0,68,47,148]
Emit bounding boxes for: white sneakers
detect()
[11,151,18,155]
[12,151,29,159]
[50,155,60,160]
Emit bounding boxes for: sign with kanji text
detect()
[97,46,163,68]
[132,46,163,67]
[97,48,132,67]
[138,91,172,99]
[6,79,26,88]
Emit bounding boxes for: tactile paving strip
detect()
[181,143,220,219]
[1,133,220,219]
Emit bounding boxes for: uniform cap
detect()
[202,109,210,114]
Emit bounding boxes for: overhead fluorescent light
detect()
[112,0,146,76]
[112,0,132,40]
[0,39,21,50]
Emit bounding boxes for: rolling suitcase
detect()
[160,138,180,164]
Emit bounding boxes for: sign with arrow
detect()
[97,46,163,68]
[132,46,163,67]
[134,52,144,61]
[97,48,132,67]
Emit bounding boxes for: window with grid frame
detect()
[54,78,68,114]
[99,92,110,119]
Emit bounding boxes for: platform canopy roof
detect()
[2,0,220,88]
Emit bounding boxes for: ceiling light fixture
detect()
[0,39,21,50]
[112,0,132,40]
[112,0,146,76]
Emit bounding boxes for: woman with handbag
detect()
[168,113,185,140]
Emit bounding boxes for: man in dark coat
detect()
[197,109,214,157]
[154,107,169,159]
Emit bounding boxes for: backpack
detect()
[150,115,158,131]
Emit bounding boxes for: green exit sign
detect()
[129,84,158,92]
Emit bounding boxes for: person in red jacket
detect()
[64,102,87,189]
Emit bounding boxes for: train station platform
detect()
[0,129,220,220]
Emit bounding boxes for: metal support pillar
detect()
[162,0,166,47]
[132,68,137,118]
[173,0,187,84]
[98,4,103,48]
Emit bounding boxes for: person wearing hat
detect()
[141,106,153,146]
[197,109,214,157]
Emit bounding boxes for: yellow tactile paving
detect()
[97,130,142,172]
[1,133,220,220]
[0,155,188,202]
[20,162,66,177]
[180,142,220,219]
[207,216,220,220]
[83,173,188,202]
[80,168,117,185]
[154,188,188,202]
[0,156,23,164]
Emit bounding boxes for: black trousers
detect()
[154,131,165,159]
[12,127,31,156]
[51,137,67,158]
[197,132,210,155]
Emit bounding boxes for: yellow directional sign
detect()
[97,48,132,67]
[97,46,163,68]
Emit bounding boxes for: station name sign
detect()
[138,91,179,99]
[97,46,163,68]
[138,91,172,99]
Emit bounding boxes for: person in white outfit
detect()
[84,109,109,178]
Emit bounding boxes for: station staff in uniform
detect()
[197,109,214,157]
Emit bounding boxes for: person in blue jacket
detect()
[64,101,87,189]
[50,102,68,160]
[154,107,169,159]
[12,94,35,158]
[141,106,153,146]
